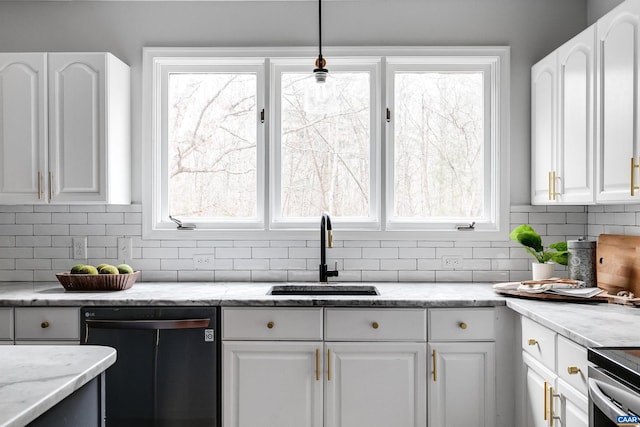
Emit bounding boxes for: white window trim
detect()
[142,46,510,241]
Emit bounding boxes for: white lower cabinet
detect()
[521,317,588,427]
[429,342,496,427]
[222,307,427,427]
[0,307,14,344]
[14,307,80,344]
[325,342,426,427]
[223,341,323,427]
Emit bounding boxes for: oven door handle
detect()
[85,318,211,330]
[589,377,628,422]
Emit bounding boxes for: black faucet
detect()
[320,213,339,282]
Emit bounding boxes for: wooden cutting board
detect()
[596,234,640,295]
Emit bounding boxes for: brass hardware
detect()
[632,158,640,196]
[328,230,333,248]
[267,321,274,329]
[459,322,467,330]
[544,381,548,421]
[327,349,332,381]
[567,366,580,375]
[549,386,560,426]
[315,349,320,381]
[548,171,553,200]
[40,321,49,329]
[528,339,538,346]
[48,172,53,200]
[37,172,42,200]
[432,349,437,382]
[372,321,379,329]
[552,171,558,200]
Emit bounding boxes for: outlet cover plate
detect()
[442,255,462,270]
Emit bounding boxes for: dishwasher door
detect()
[81,307,219,427]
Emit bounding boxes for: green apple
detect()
[116,264,134,274]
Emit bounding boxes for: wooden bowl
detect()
[55,271,140,291]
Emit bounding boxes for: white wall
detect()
[0,0,588,205]
[588,0,625,23]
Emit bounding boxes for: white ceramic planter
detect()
[531,262,555,280]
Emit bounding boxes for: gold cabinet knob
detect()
[41,321,50,329]
[567,366,580,375]
[267,321,274,329]
[528,339,538,346]
[459,322,467,330]
[372,322,379,329]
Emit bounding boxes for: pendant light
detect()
[313,0,328,83]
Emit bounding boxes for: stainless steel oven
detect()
[588,347,640,427]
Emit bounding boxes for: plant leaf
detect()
[549,241,567,251]
[517,231,543,252]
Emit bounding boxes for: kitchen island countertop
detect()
[0,345,116,427]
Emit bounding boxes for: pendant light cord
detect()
[318,0,323,60]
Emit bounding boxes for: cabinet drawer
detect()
[0,308,13,341]
[557,335,588,395]
[15,307,80,341]
[325,308,426,341]
[223,308,323,340]
[522,317,556,370]
[428,308,495,341]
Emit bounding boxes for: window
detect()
[143,48,509,239]
[270,59,380,229]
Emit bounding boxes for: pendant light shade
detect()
[313,0,328,83]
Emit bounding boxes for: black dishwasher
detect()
[80,307,219,427]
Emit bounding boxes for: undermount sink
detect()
[268,285,379,296]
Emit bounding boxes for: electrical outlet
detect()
[442,255,462,270]
[72,237,87,259]
[118,237,132,263]
[194,254,215,270]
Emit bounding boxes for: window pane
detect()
[280,72,370,218]
[394,72,484,218]
[167,73,257,218]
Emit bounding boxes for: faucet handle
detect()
[334,261,338,271]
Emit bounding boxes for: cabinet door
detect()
[429,342,495,427]
[557,26,595,204]
[523,352,558,427]
[0,53,47,204]
[556,378,588,427]
[48,53,106,203]
[532,52,558,204]
[223,341,323,427]
[596,0,640,202]
[325,342,426,427]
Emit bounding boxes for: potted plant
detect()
[510,224,568,280]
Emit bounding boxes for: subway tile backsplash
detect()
[0,203,618,283]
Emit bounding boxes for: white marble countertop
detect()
[0,281,507,307]
[0,281,639,348]
[0,345,116,427]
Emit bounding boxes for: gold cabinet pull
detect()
[432,349,437,382]
[327,348,332,381]
[632,158,640,196]
[37,172,43,200]
[48,172,53,200]
[548,171,552,200]
[552,171,558,200]
[315,348,320,381]
[567,366,580,375]
[544,381,548,421]
[528,339,538,346]
[267,321,274,329]
[371,321,379,329]
[459,322,467,330]
[41,321,50,329]
[549,386,560,426]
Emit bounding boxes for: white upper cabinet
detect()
[531,52,558,204]
[531,25,595,205]
[0,53,47,204]
[0,52,130,204]
[558,25,595,204]
[596,0,640,203]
